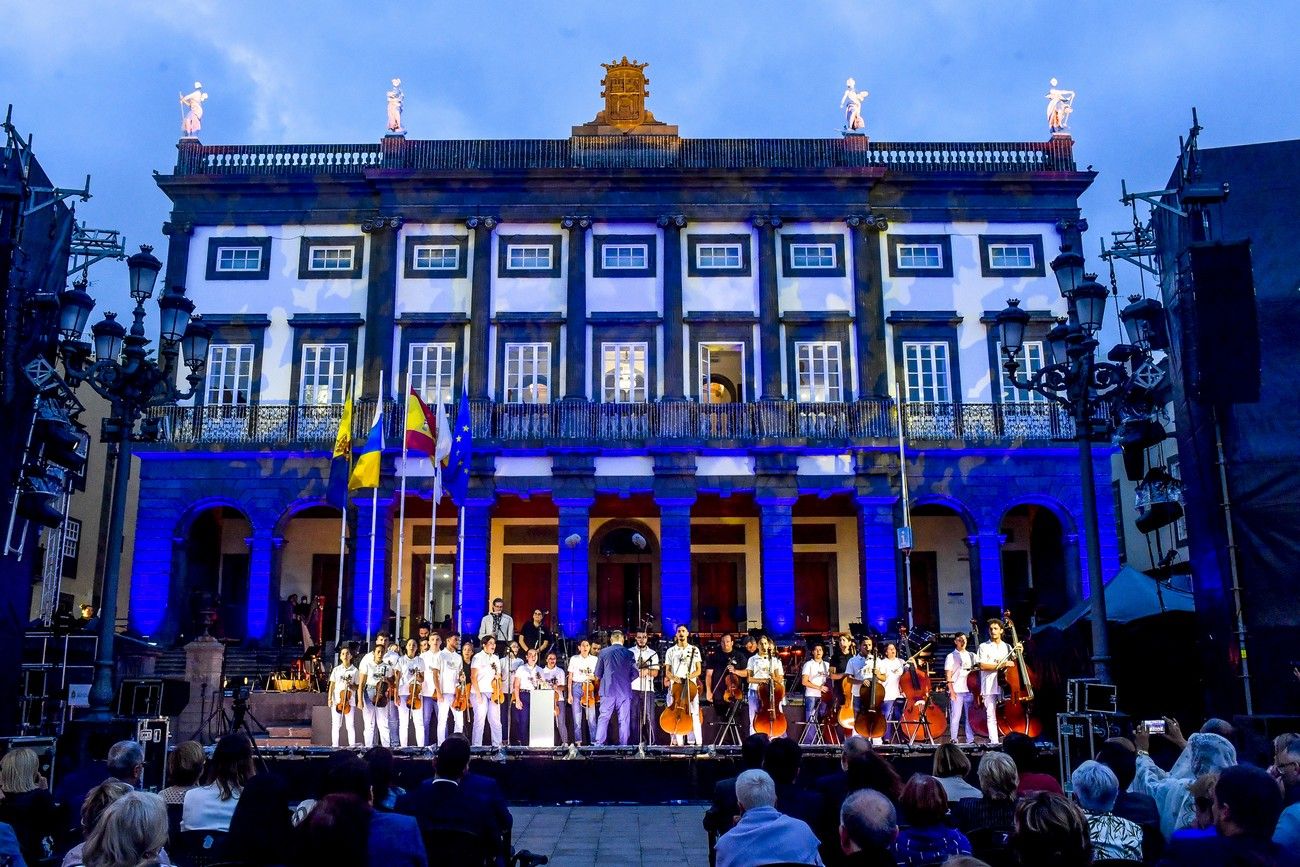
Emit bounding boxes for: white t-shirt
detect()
[359,653,394,700]
[567,654,597,684]
[418,650,440,697]
[664,644,702,681]
[977,640,1013,697]
[471,650,500,693]
[945,649,974,694]
[514,663,542,692]
[328,664,357,703]
[540,665,566,700]
[396,654,423,696]
[435,648,462,694]
[878,656,906,702]
[631,646,660,692]
[181,783,240,832]
[746,654,784,689]
[802,659,830,697]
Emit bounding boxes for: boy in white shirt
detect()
[800,643,830,745]
[327,646,359,747]
[944,633,976,744]
[977,618,1020,746]
[470,637,504,747]
[877,642,906,744]
[540,651,570,746]
[566,639,598,744]
[433,634,463,745]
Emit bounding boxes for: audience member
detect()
[53,732,115,836]
[1132,727,1237,839]
[222,772,293,865]
[157,741,205,806]
[892,774,972,864]
[76,791,168,867]
[318,755,425,867]
[939,858,990,867]
[105,741,145,788]
[846,751,903,804]
[814,736,873,810]
[1270,734,1300,807]
[1070,760,1142,861]
[60,780,135,867]
[838,788,897,867]
[1001,732,1062,796]
[715,770,824,867]
[1160,764,1298,866]
[290,793,371,867]
[952,752,1018,836]
[1010,792,1091,867]
[765,738,825,830]
[705,732,770,858]
[932,744,980,803]
[1168,773,1218,845]
[366,746,406,811]
[397,735,490,865]
[182,733,255,832]
[0,746,58,865]
[1096,739,1162,836]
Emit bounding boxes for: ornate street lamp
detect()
[54,245,208,721]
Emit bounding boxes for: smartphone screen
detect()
[1145,719,1165,734]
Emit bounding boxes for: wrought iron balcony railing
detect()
[145,399,1074,448]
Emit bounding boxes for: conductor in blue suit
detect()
[593,629,636,745]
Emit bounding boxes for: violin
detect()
[853,652,887,739]
[490,660,505,705]
[580,678,598,709]
[372,656,392,708]
[965,619,990,740]
[753,656,787,738]
[409,666,423,711]
[334,680,353,715]
[995,611,1040,737]
[452,670,471,712]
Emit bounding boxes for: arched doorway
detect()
[275,503,344,648]
[590,521,659,633]
[179,505,253,642]
[999,504,1076,625]
[909,501,977,632]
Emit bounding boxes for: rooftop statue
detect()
[841,78,868,134]
[1045,78,1075,135]
[387,78,405,135]
[179,82,208,138]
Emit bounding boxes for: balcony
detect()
[146,399,1074,449]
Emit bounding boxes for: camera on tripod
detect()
[223,677,251,703]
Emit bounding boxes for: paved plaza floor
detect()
[511,804,712,866]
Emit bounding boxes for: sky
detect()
[0,0,1291,319]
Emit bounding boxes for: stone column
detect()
[856,496,900,632]
[754,215,784,400]
[555,498,594,640]
[466,217,497,399]
[243,527,279,645]
[181,635,225,743]
[657,215,688,399]
[562,216,592,401]
[457,497,493,637]
[967,532,1006,617]
[353,496,394,640]
[361,216,402,398]
[757,495,797,636]
[846,214,889,398]
[656,497,696,635]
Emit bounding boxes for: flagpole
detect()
[395,370,410,639]
[455,503,466,637]
[365,371,385,646]
[426,463,439,625]
[334,376,354,651]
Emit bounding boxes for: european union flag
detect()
[443,392,473,505]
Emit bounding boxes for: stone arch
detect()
[273,497,346,647]
[589,518,660,633]
[167,498,258,644]
[907,494,978,631]
[997,494,1081,624]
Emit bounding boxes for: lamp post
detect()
[995,241,1160,685]
[53,245,211,721]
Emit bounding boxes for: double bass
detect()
[660,647,700,737]
[899,638,946,743]
[965,619,990,740]
[995,611,1040,737]
[853,652,887,739]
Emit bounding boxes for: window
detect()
[308,245,355,272]
[205,344,255,407]
[696,244,742,270]
[989,244,1035,270]
[795,342,843,402]
[413,245,459,271]
[699,342,745,404]
[61,517,81,580]
[1000,341,1049,403]
[902,341,951,403]
[299,343,348,405]
[497,235,561,277]
[601,342,648,403]
[507,245,552,270]
[410,342,455,406]
[790,243,836,269]
[601,244,648,270]
[216,247,262,273]
[504,343,550,404]
[897,244,944,270]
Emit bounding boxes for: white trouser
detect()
[421,696,437,741]
[667,692,702,746]
[471,692,502,747]
[398,695,426,747]
[949,691,975,742]
[436,693,465,745]
[361,693,391,747]
[983,693,1000,745]
[331,705,359,747]
[387,699,400,745]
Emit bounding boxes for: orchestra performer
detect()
[511,648,543,745]
[567,639,598,745]
[663,625,703,747]
[327,646,359,747]
[396,637,426,747]
[829,633,855,682]
[944,633,976,744]
[540,651,570,746]
[977,618,1022,746]
[432,634,463,746]
[519,609,552,657]
[800,643,830,744]
[732,635,786,737]
[458,638,476,736]
[593,630,636,745]
[631,630,661,746]
[842,636,876,733]
[417,635,441,741]
[358,636,395,747]
[877,642,906,743]
[478,598,514,656]
[380,631,403,746]
[471,636,504,747]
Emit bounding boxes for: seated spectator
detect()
[765,738,825,830]
[1070,760,1142,861]
[1002,733,1062,796]
[952,752,1018,836]
[715,769,824,867]
[105,740,145,788]
[222,772,293,866]
[158,741,205,806]
[839,788,897,867]
[366,746,406,811]
[847,751,903,804]
[705,732,770,858]
[394,737,483,866]
[939,859,989,867]
[1160,764,1298,866]
[1270,734,1300,807]
[1169,773,1217,845]
[1096,737,1163,857]
[815,735,873,807]
[75,791,168,867]
[892,774,972,865]
[932,744,980,803]
[1010,792,1092,867]
[290,793,371,867]
[1133,725,1237,839]
[182,733,255,832]
[61,780,135,867]
[0,746,57,865]
[53,732,115,836]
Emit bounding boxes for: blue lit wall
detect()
[458,501,491,637]
[758,497,796,636]
[657,500,693,635]
[856,497,900,633]
[555,500,591,640]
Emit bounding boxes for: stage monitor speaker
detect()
[113,678,191,718]
[1186,241,1260,404]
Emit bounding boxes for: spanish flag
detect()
[403,389,437,458]
[325,389,353,508]
[348,402,385,491]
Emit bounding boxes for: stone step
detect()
[264,725,313,739]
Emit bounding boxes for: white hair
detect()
[1071,760,1119,812]
[735,769,777,811]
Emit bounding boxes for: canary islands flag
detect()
[325,390,354,508]
[348,402,385,490]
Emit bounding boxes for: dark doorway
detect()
[410,553,429,628]
[311,553,341,643]
[596,562,651,632]
[1001,549,1031,622]
[694,558,741,634]
[908,551,940,631]
[220,553,250,641]
[793,554,833,634]
[509,562,554,632]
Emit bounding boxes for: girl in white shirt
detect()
[511,648,542,745]
[181,733,254,832]
[877,642,906,743]
[735,636,787,737]
[396,638,426,747]
[327,646,359,747]
[800,644,830,744]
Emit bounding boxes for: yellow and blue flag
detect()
[325,389,354,508]
[348,402,385,491]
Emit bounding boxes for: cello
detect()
[996,611,1040,737]
[965,619,989,740]
[899,634,945,743]
[752,647,787,738]
[853,651,887,739]
[660,647,700,737]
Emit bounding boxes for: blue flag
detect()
[325,390,354,509]
[443,392,473,505]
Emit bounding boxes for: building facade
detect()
[131,69,1119,647]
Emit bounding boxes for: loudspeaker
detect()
[113,678,191,718]
[1186,241,1260,403]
